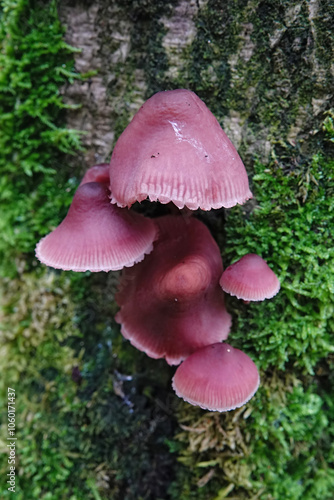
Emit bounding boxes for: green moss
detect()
[170,371,334,500]
[168,123,333,496]
[0,269,79,385]
[222,151,334,373]
[0,270,85,499]
[0,267,178,499]
[0,0,83,276]
[1,1,333,499]
[248,377,334,500]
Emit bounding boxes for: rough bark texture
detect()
[59,0,333,170]
[55,1,334,498]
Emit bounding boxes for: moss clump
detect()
[0,0,83,276]
[178,0,333,163]
[0,268,178,499]
[0,268,80,385]
[171,372,334,500]
[223,150,334,373]
[0,269,83,498]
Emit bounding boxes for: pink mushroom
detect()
[35,182,157,272]
[115,215,232,365]
[219,253,280,301]
[109,89,252,210]
[79,163,110,186]
[172,343,260,411]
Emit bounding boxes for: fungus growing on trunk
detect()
[115,215,232,365]
[35,88,266,413]
[220,253,280,301]
[109,89,252,210]
[172,343,260,411]
[36,182,157,272]
[79,163,110,186]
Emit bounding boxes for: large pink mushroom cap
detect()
[172,343,260,412]
[219,253,280,301]
[109,89,252,210]
[36,182,157,272]
[115,215,232,365]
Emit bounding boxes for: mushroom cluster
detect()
[36,89,280,412]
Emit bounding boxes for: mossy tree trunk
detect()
[57,1,334,499]
[1,1,332,499]
[60,0,333,168]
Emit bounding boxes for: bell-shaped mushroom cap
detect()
[219,253,280,301]
[172,343,260,412]
[116,215,232,365]
[36,182,157,272]
[109,89,252,210]
[79,163,110,186]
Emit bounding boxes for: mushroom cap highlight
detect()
[79,163,110,186]
[172,343,260,412]
[109,89,252,210]
[115,215,232,365]
[219,253,280,301]
[36,182,157,272]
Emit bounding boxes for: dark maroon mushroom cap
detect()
[220,253,280,301]
[115,215,232,365]
[109,89,252,210]
[172,343,260,412]
[35,182,157,272]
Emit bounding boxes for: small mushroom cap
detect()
[172,343,260,412]
[116,216,232,365]
[79,163,110,186]
[36,182,157,272]
[219,253,280,301]
[109,89,252,210]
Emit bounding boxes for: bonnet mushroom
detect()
[109,89,252,210]
[79,163,110,186]
[172,343,260,411]
[219,253,280,301]
[115,215,232,365]
[36,182,157,272]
